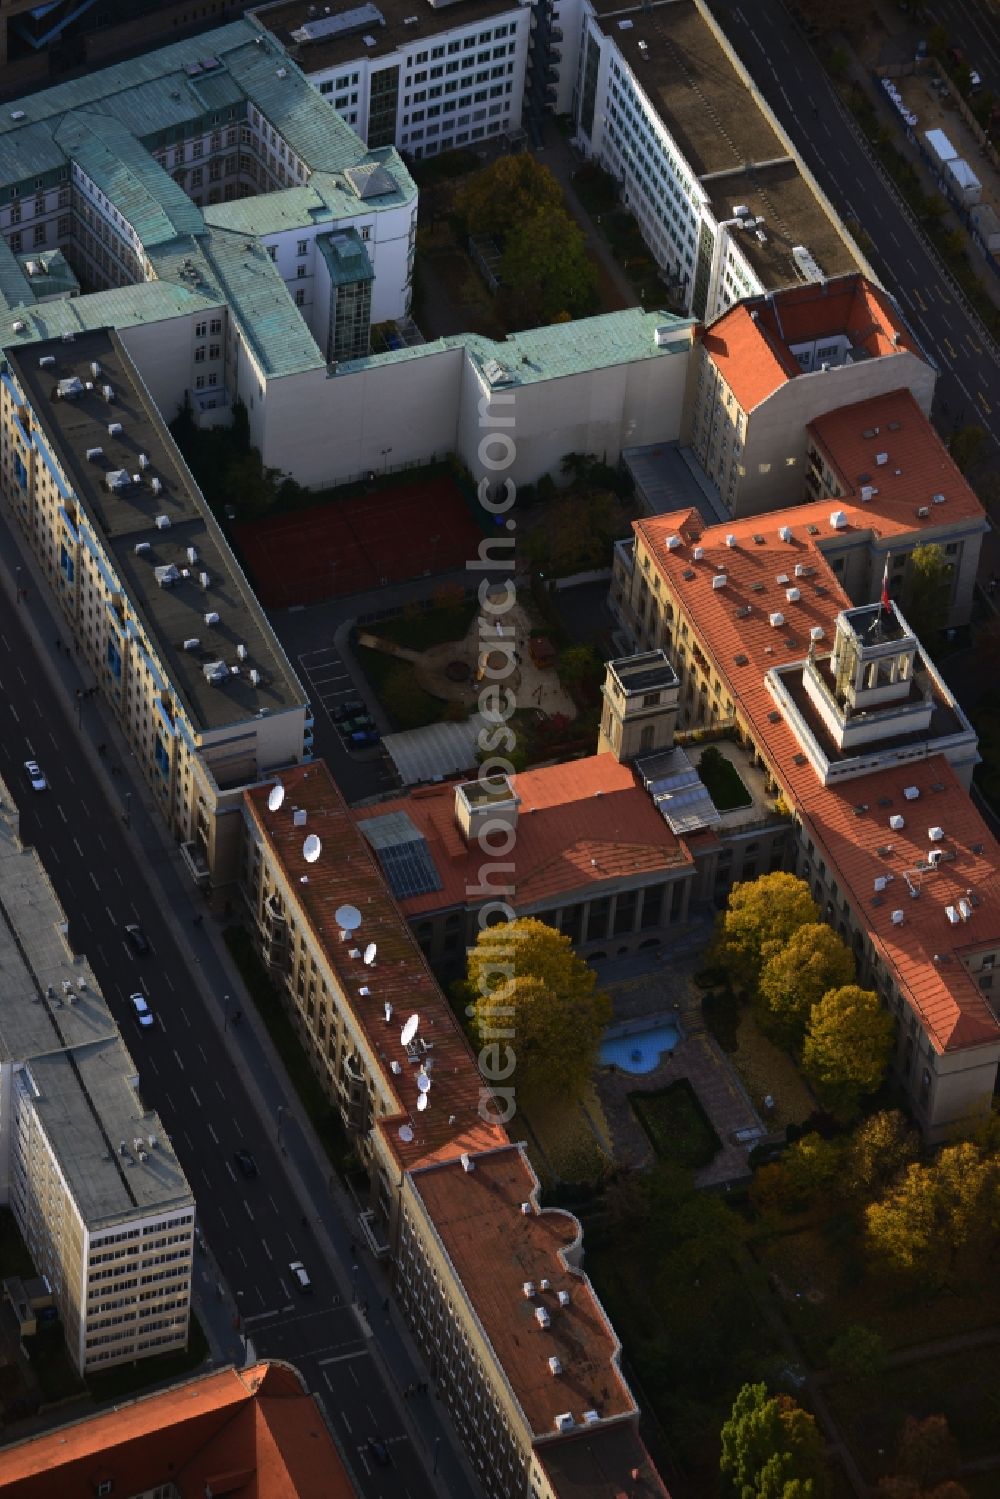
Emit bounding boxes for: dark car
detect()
[125,923,150,955]
[351,729,381,747]
[340,715,374,736]
[234,1147,258,1179]
[332,700,365,723]
[367,1437,391,1468]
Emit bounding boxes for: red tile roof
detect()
[538,1425,672,1499]
[635,510,1000,1054]
[245,763,508,1172]
[701,274,917,412]
[411,1146,636,1440]
[353,756,693,916]
[0,1363,355,1498]
[808,388,987,541]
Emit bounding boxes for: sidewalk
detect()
[0,495,480,1499]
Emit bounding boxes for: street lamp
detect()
[379,445,393,474]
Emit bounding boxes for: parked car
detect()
[234,1147,258,1179]
[125,923,150,955]
[351,729,381,747]
[332,700,365,723]
[23,759,47,792]
[130,992,154,1028]
[367,1437,391,1468]
[289,1260,312,1294]
[339,715,375,736]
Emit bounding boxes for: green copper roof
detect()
[318,229,374,288]
[55,112,205,248]
[0,240,34,314]
[16,248,79,302]
[338,307,695,384]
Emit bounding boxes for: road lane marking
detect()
[106,904,115,924]
[173,1049,184,1070]
[977,391,992,416]
[162,972,174,992]
[64,766,74,785]
[56,802,66,822]
[944,337,958,360]
[180,1006,190,1026]
[262,1238,273,1261]
[74,838,85,857]
[235,1245,247,1267]
[218,1207,230,1228]
[244,1201,254,1221]
[9,705,18,723]
[89,871,100,890]
[207,1121,219,1145]
[319,1350,368,1365]
[15,666,25,683]
[226,1161,236,1182]
[190,1086,201,1108]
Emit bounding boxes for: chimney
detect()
[454,775,519,846]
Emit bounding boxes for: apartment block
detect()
[258,0,531,159]
[610,508,1000,1139]
[569,0,870,318]
[0,326,309,889]
[238,761,668,1497]
[0,1360,358,1497]
[0,783,193,1376]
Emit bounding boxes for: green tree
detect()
[902,543,950,646]
[500,204,598,325]
[842,1110,919,1204]
[828,1325,887,1385]
[883,1415,962,1492]
[756,925,855,1049]
[949,424,988,474]
[711,873,820,991]
[466,918,611,1102]
[720,1382,830,1498]
[558,644,601,691]
[802,986,893,1119]
[454,154,563,238]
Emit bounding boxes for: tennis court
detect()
[233,473,484,607]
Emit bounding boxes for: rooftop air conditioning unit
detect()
[102,385,114,402]
[150,477,162,495]
[665,534,681,550]
[134,542,150,555]
[928,849,943,867]
[461,1153,474,1172]
[139,453,149,470]
[520,1202,531,1215]
[582,1409,601,1425]
[535,1307,551,1328]
[692,546,704,561]
[945,905,960,924]
[891,910,905,926]
[733,204,750,218]
[829,510,847,529]
[917,506,930,519]
[155,514,170,529]
[903,786,920,801]
[86,446,103,462]
[90,361,101,378]
[958,898,972,921]
[548,1356,562,1375]
[558,1290,571,1306]
[928,826,944,842]
[778,525,792,542]
[237,642,247,660]
[10,111,26,121]
[183,638,200,651]
[554,1414,574,1434]
[785,587,801,603]
[199,571,210,589]
[107,421,122,436]
[876,452,888,466]
[187,546,198,564]
[776,573,789,585]
[204,611,220,626]
[276,66,287,77]
[712,574,727,590]
[522,1281,535,1299]
[810,625,825,641]
[768,612,785,627]
[860,485,874,502]
[39,355,55,368]
[725,533,737,548]
[889,814,905,830]
[250,668,261,685]
[932,493,946,505]
[794,563,807,577]
[12,319,25,332]
[874,875,888,892]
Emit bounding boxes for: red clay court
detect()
[232,473,485,608]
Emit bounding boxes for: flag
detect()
[880,557,891,613]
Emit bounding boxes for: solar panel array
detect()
[360,811,443,901]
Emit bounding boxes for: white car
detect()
[130,992,154,1029]
[289,1260,312,1294]
[23,760,47,792]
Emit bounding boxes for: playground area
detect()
[232,472,484,608]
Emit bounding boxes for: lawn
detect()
[729,1011,815,1133]
[521,1083,613,1186]
[825,1344,1000,1483]
[373,598,477,651]
[752,1226,1000,1364]
[696,749,753,812]
[354,644,445,731]
[629,1080,721,1169]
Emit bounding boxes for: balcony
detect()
[358,1207,391,1260]
[179,840,210,888]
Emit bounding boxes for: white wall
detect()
[119,310,222,426]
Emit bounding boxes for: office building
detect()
[259,0,531,160]
[239,760,669,1498]
[0,1360,357,1497]
[0,780,194,1375]
[610,506,1000,1139]
[1,326,310,887]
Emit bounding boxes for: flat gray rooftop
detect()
[0,792,190,1230]
[703,161,856,291]
[259,0,521,71]
[6,328,305,735]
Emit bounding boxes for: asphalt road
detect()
[710,0,1000,453]
[0,593,451,1499]
[926,0,1000,91]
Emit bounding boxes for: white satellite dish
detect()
[400,1014,419,1048]
[416,1092,428,1113]
[267,783,285,812]
[363,942,377,966]
[303,833,321,864]
[398,1123,414,1143]
[334,904,362,932]
[417,1071,431,1094]
[384,1001,393,1023]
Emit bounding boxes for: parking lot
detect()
[297,644,397,798]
